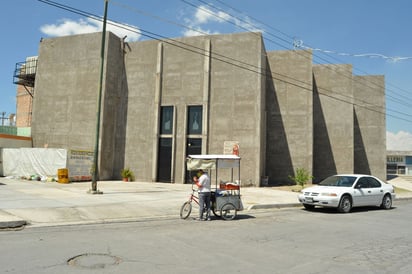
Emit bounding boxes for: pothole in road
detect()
[67,253,122,269]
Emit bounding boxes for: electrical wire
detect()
[189,0,412,112]
[296,41,412,62]
[113,0,412,114]
[187,0,412,120]
[37,0,412,124]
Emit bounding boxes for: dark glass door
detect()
[186,138,202,183]
[157,138,172,182]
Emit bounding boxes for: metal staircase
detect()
[13,56,37,97]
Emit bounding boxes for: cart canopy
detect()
[186,154,240,170]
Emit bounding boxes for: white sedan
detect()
[298,174,396,213]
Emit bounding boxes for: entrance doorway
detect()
[186,138,202,183]
[157,138,172,182]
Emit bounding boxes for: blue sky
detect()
[1,0,412,149]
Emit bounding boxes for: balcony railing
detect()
[13,56,37,88]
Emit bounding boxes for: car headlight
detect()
[321,193,337,197]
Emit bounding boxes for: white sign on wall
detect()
[67,150,94,181]
[223,141,240,156]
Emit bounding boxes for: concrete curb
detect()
[1,198,411,229]
[247,203,302,210]
[0,203,300,229]
[0,211,27,229]
[395,196,412,201]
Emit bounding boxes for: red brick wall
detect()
[16,84,33,127]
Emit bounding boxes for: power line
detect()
[182,1,390,92]
[186,0,412,119]
[295,40,412,62]
[37,0,412,125]
[188,0,412,101]
[111,1,212,37]
[113,0,412,113]
[37,0,409,122]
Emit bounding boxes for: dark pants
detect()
[198,192,211,219]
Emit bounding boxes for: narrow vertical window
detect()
[160,106,173,135]
[158,106,174,183]
[187,106,202,135]
[186,105,203,182]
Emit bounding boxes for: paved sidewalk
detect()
[1,177,411,229]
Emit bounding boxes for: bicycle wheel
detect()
[180,201,192,219]
[212,201,221,217]
[220,203,237,220]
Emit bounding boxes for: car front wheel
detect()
[380,194,392,209]
[338,195,352,213]
[303,204,315,210]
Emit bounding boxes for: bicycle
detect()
[180,185,219,219]
[180,186,199,219]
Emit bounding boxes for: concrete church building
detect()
[31,31,386,186]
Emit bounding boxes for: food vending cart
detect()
[181,154,243,220]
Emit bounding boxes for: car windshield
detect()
[319,176,357,187]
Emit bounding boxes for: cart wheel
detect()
[180,201,192,219]
[220,203,237,220]
[212,201,221,217]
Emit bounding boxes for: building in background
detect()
[16,83,33,127]
[387,151,412,175]
[14,56,37,128]
[26,31,386,186]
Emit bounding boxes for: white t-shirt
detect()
[198,173,211,193]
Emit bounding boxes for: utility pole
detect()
[89,0,108,194]
[0,112,6,126]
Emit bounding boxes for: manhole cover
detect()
[67,253,122,269]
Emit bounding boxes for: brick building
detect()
[16,84,33,127]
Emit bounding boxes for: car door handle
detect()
[368,191,371,193]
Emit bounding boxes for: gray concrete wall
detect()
[266,50,313,184]
[0,135,32,148]
[353,75,386,181]
[161,36,209,184]
[32,32,124,180]
[32,33,102,151]
[99,33,127,179]
[313,64,354,182]
[208,32,265,186]
[122,39,159,182]
[30,31,386,186]
[123,32,265,185]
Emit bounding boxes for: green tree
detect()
[289,168,313,189]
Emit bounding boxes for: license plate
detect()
[305,197,313,203]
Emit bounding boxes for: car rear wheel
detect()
[380,194,392,209]
[338,195,352,213]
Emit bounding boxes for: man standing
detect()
[195,169,211,221]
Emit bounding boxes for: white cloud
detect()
[183,28,209,37]
[182,5,263,37]
[40,18,141,42]
[194,5,230,24]
[182,26,220,37]
[387,131,412,151]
